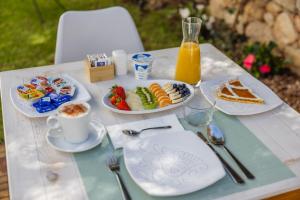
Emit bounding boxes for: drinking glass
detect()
[184,100,215,128]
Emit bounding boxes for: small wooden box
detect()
[84,59,115,83]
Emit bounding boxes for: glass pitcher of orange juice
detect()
[175,17,202,85]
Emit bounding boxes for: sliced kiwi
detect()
[144,102,157,109]
[135,87,158,109]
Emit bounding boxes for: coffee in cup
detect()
[59,103,88,117]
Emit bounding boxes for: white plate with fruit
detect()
[102,80,194,114]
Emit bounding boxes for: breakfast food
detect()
[126,91,143,111]
[17,76,77,113]
[33,93,72,113]
[17,85,45,101]
[135,87,157,109]
[217,79,264,104]
[149,83,171,108]
[111,85,126,100]
[162,83,191,104]
[108,82,191,111]
[51,77,66,88]
[59,85,75,96]
[109,85,131,110]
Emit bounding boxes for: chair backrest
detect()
[55,6,144,64]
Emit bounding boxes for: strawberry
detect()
[111,85,126,100]
[110,95,118,105]
[115,98,131,111]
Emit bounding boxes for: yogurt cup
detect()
[131,53,153,80]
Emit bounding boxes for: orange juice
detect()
[175,42,200,84]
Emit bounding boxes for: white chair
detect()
[55,6,144,64]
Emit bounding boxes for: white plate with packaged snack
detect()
[10,74,91,118]
[200,75,283,115]
[102,79,194,114]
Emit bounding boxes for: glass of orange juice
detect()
[175,17,202,85]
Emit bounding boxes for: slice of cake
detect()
[217,79,264,104]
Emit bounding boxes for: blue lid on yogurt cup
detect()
[132,53,153,63]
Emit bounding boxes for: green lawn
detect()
[0,0,183,142]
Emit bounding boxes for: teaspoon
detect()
[122,125,172,136]
[208,123,255,179]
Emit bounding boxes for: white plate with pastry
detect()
[200,75,283,115]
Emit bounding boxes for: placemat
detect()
[73,111,295,200]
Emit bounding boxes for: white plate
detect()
[102,79,194,114]
[10,74,91,118]
[46,121,106,153]
[200,75,283,116]
[123,131,225,196]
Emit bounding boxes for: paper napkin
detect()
[107,114,184,149]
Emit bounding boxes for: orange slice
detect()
[157,94,168,100]
[151,87,162,94]
[150,83,160,87]
[150,85,161,91]
[158,96,171,102]
[149,83,160,90]
[154,90,167,97]
[159,99,172,107]
[150,85,160,90]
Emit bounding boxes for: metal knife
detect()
[197,131,245,184]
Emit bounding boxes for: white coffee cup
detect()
[47,102,91,143]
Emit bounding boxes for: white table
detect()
[1,44,300,200]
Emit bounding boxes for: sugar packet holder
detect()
[85,54,115,83]
[87,54,113,67]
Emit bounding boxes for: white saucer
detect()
[46,121,106,153]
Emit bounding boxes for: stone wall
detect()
[209,0,300,75]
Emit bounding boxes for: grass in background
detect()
[0,0,182,70]
[0,0,182,142]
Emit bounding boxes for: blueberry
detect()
[173,84,178,88]
[182,84,187,88]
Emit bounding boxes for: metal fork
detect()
[107,155,132,200]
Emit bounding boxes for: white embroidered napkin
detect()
[107,114,184,149]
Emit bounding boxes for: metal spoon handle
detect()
[140,125,172,132]
[223,146,255,179]
[208,144,245,184]
[114,172,131,200]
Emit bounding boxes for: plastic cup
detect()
[131,53,153,80]
[112,49,128,76]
